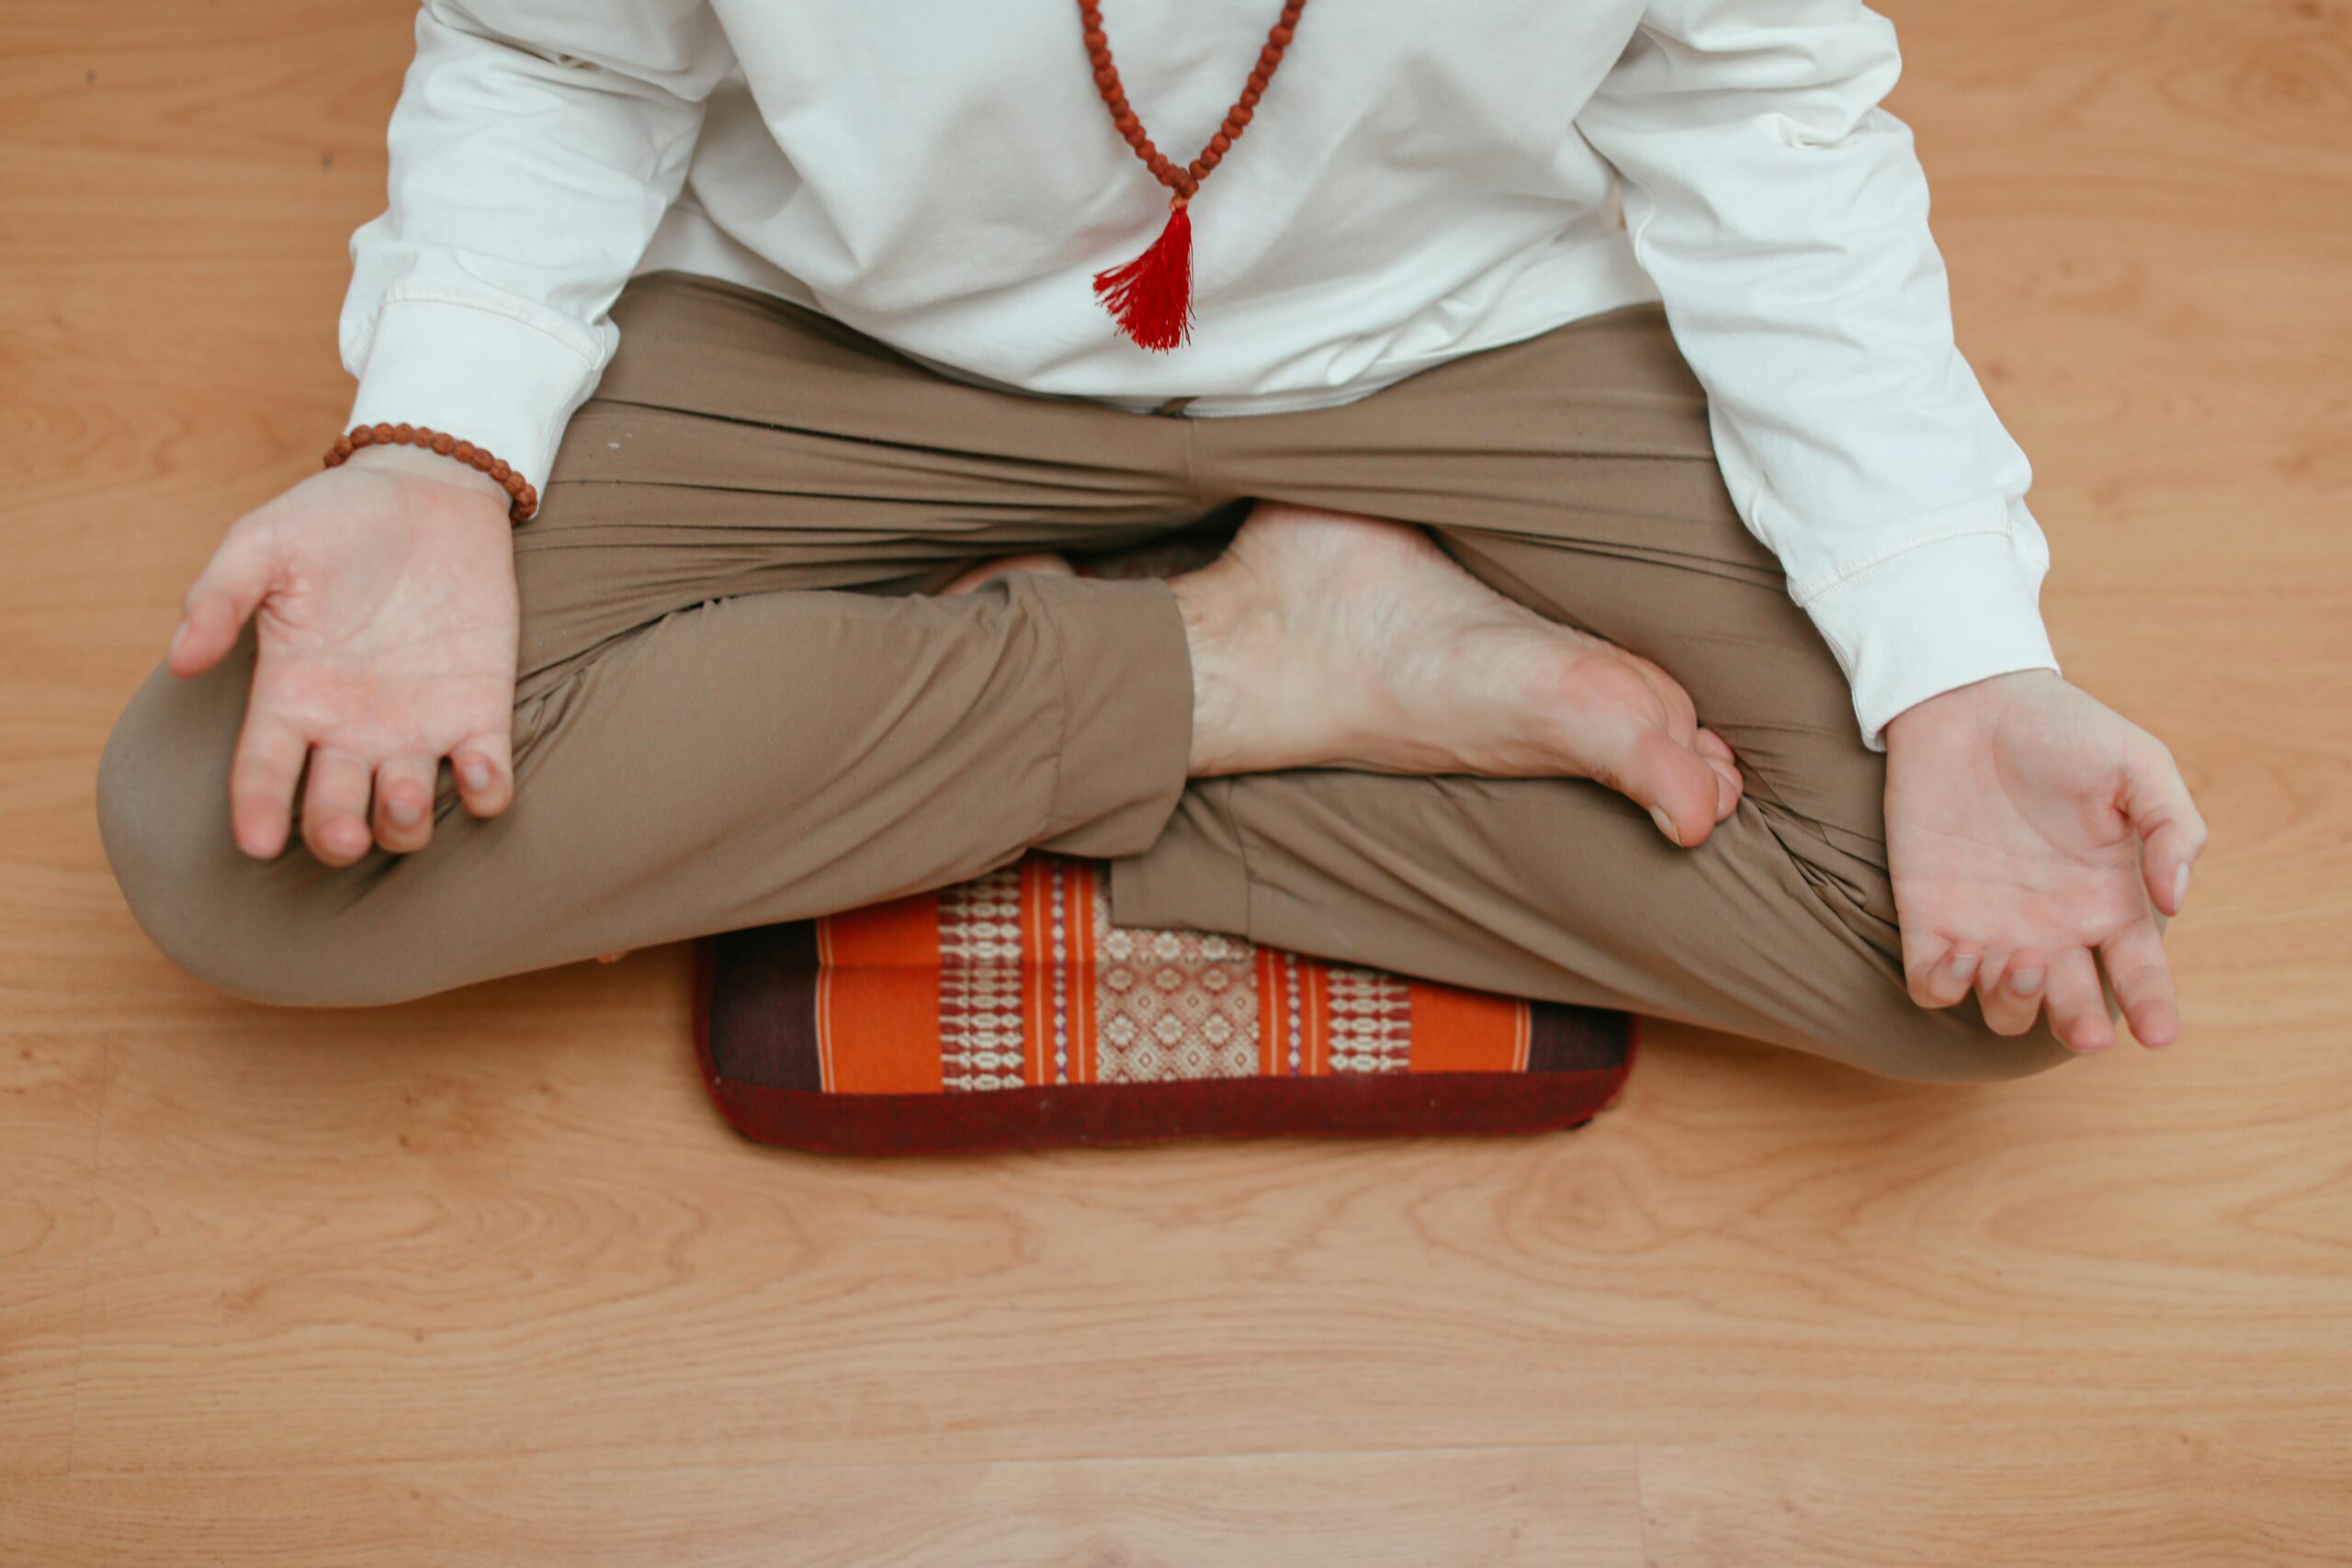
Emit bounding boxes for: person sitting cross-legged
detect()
[96,0,2206,1082]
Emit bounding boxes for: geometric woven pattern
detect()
[695,852,1634,1156]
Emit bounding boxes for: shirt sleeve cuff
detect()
[345,295,603,492]
[1800,525,2062,753]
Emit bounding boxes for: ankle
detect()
[1171,563,1248,776]
[1176,553,1327,776]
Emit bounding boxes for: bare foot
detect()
[940,552,1078,595]
[1171,501,1742,848]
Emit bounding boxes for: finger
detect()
[449,728,515,819]
[1907,942,1983,1010]
[2120,740,2209,917]
[300,747,376,867]
[2100,917,2181,1049]
[2044,948,2113,1054]
[170,530,273,678]
[228,709,311,860]
[1976,947,2047,1038]
[371,755,439,855]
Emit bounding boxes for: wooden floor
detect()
[4,2,2347,1562]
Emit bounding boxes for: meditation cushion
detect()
[693,852,1634,1156]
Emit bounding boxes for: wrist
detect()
[325,423,538,522]
[1885,669,2061,747]
[340,443,511,506]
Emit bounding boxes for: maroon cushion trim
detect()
[703,921,823,1092]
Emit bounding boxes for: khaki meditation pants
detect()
[98,272,2072,1080]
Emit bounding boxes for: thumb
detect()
[2120,739,2207,917]
[169,527,274,677]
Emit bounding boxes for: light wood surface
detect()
[3,1,2346,1562]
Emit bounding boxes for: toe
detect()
[1711,761,1742,823]
[1619,728,1729,849]
[1696,730,1743,821]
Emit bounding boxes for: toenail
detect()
[1648,806,1681,847]
[1950,953,1979,980]
[2008,967,2044,994]
[389,800,422,828]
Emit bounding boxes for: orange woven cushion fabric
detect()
[695,852,1634,1156]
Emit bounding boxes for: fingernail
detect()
[463,763,492,792]
[1648,807,1681,847]
[388,800,422,828]
[2173,864,2190,908]
[1950,953,1980,981]
[2008,967,2044,995]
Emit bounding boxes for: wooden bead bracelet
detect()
[322,423,539,524]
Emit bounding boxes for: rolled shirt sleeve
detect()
[339,0,734,490]
[1576,0,2059,750]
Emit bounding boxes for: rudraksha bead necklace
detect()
[1080,0,1309,351]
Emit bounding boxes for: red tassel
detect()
[1091,201,1193,352]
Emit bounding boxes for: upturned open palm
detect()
[170,450,521,864]
[1884,671,2205,1052]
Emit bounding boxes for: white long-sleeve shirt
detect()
[343,0,2060,750]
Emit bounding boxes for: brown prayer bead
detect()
[1080,0,1306,197]
[321,423,536,524]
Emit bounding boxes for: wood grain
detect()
[1643,1420,2352,1568]
[3,0,2347,1560]
[0,1446,1647,1568]
[0,1036,106,1476]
